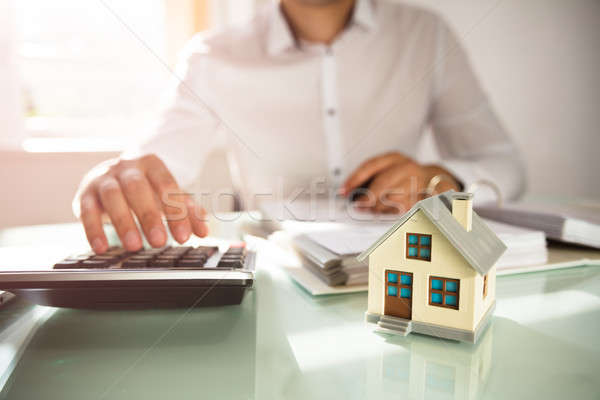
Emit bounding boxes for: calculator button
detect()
[91,255,119,263]
[176,259,206,268]
[122,259,148,268]
[192,246,218,256]
[181,254,207,261]
[53,260,82,269]
[150,259,177,268]
[138,249,163,256]
[81,260,110,268]
[105,248,129,258]
[129,255,155,261]
[155,254,181,260]
[216,260,243,269]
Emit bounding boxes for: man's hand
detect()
[341,152,461,214]
[73,154,208,254]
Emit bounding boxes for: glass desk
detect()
[0,223,599,399]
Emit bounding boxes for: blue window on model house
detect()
[386,271,413,298]
[429,276,460,310]
[406,233,432,261]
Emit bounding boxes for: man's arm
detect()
[429,18,526,203]
[342,16,525,211]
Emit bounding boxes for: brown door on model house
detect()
[384,270,413,319]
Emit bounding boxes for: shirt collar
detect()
[266,0,377,56]
[352,0,377,31]
[266,3,297,55]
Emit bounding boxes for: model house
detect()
[357,191,506,343]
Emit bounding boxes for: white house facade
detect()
[358,192,505,343]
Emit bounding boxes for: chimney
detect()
[452,192,473,232]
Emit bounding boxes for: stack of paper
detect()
[476,200,600,248]
[486,220,548,268]
[291,226,388,286]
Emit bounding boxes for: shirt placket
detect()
[321,46,344,188]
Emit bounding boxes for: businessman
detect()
[74,0,525,253]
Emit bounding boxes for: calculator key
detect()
[220,254,244,261]
[176,259,206,268]
[129,255,155,261]
[155,254,181,260]
[138,249,163,256]
[220,254,243,259]
[91,255,119,263]
[150,259,177,268]
[81,260,110,268]
[105,248,129,258]
[216,260,243,269]
[181,253,207,260]
[194,246,218,256]
[156,251,180,257]
[122,259,148,268]
[225,247,244,254]
[53,260,82,269]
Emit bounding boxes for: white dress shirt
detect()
[136,0,525,207]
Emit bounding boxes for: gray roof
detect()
[357,191,506,275]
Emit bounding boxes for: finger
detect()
[373,162,426,212]
[117,168,170,247]
[96,176,143,251]
[368,167,408,205]
[379,192,413,214]
[79,192,109,254]
[144,159,192,244]
[375,180,424,214]
[353,165,407,211]
[342,153,409,195]
[188,201,209,237]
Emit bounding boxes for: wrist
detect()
[422,164,462,192]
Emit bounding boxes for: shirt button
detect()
[325,47,333,56]
[333,168,341,176]
[327,108,336,116]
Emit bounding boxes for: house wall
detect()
[474,265,496,325]
[367,210,480,331]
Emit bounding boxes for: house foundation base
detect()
[365,301,495,343]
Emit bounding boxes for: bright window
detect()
[10,0,257,152]
[406,233,432,261]
[386,270,413,299]
[446,280,458,292]
[429,276,460,310]
[15,0,171,151]
[388,272,398,283]
[445,295,457,306]
[483,274,488,298]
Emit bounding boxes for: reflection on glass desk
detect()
[0,223,599,399]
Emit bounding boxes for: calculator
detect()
[0,243,255,309]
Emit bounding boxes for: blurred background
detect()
[0,0,599,228]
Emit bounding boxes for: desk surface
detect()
[0,223,599,400]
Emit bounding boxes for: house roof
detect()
[357,191,506,275]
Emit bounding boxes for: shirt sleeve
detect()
[429,18,526,204]
[122,45,224,189]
